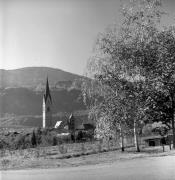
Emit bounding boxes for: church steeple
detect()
[43,77,52,104]
[43,77,52,128]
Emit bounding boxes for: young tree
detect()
[82,79,129,151]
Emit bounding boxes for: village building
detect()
[142,134,172,147]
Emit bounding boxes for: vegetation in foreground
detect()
[0,143,174,170]
[82,0,175,152]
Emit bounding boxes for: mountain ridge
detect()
[0,66,83,88]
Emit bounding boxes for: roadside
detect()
[2,155,175,180]
[1,145,175,170]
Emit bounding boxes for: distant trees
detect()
[83,0,175,150]
[0,128,61,150]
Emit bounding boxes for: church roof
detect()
[43,77,52,103]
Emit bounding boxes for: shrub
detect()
[52,136,58,146]
[1,159,10,169]
[0,149,6,157]
[81,143,86,152]
[31,130,37,147]
[0,139,7,149]
[58,144,68,154]
[35,128,42,145]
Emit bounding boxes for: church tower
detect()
[43,77,52,128]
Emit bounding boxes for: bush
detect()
[31,131,37,147]
[35,128,42,145]
[13,134,26,149]
[52,136,58,146]
[57,135,71,144]
[1,159,10,169]
[0,139,8,149]
[58,144,68,154]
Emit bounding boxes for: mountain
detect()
[0,67,82,88]
[0,87,86,116]
[0,67,88,127]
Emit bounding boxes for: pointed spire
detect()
[44,76,52,103]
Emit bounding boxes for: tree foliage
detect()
[83,0,175,150]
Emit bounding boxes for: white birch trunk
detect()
[134,120,140,152]
[119,124,124,152]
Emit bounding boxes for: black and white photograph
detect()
[0,0,175,179]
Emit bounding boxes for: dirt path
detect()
[1,155,175,180]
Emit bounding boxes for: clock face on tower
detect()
[47,107,50,112]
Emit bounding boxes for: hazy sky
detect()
[0,0,175,75]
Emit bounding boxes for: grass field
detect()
[0,141,174,170]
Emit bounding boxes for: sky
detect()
[0,0,175,75]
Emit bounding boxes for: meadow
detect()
[1,140,174,170]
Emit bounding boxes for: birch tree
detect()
[83,0,175,151]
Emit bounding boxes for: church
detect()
[42,77,95,141]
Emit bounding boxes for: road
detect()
[1,155,175,180]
